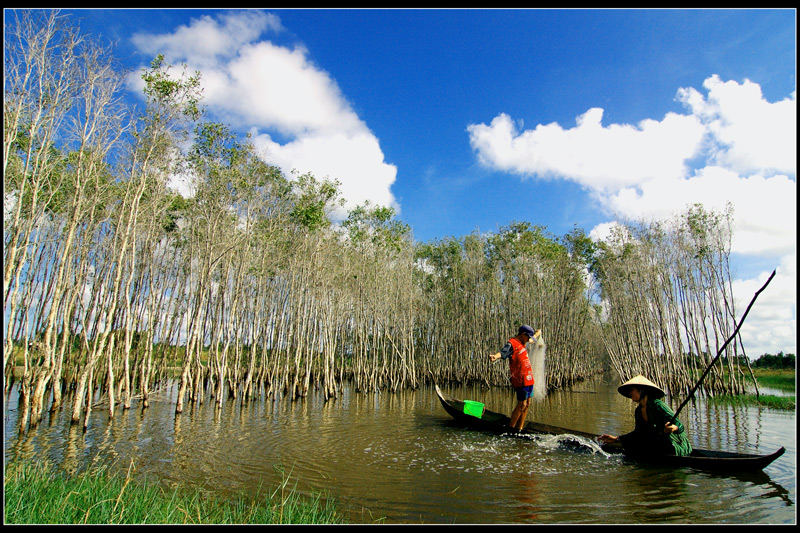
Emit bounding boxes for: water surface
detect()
[4,376,795,524]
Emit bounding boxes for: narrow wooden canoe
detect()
[434,384,785,473]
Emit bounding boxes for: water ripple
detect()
[3,380,795,524]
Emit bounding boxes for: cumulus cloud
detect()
[130,11,397,216]
[469,75,796,258]
[207,41,364,137]
[605,166,796,256]
[677,75,796,175]
[588,221,628,245]
[469,75,796,355]
[131,11,283,67]
[732,254,797,355]
[251,129,399,218]
[467,109,705,192]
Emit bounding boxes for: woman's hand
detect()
[598,434,619,444]
[664,423,678,434]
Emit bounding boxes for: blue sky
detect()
[50,9,797,354]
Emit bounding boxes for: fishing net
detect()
[532,335,547,401]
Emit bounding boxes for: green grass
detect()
[706,393,795,411]
[748,368,796,392]
[4,458,343,525]
[688,366,795,394]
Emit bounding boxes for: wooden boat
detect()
[434,384,785,473]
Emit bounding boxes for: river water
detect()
[3,375,795,524]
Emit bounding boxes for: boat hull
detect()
[434,384,785,473]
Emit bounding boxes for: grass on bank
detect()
[747,368,796,392]
[4,459,342,525]
[706,393,795,411]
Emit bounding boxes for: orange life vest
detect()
[508,337,534,388]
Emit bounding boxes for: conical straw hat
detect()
[618,375,665,399]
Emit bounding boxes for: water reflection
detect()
[511,470,542,522]
[3,376,795,524]
[62,424,82,475]
[627,468,692,522]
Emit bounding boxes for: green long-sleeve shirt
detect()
[619,398,693,457]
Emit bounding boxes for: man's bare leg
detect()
[515,399,530,431]
[509,400,526,432]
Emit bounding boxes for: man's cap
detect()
[518,325,536,338]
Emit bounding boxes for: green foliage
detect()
[343,201,411,254]
[3,11,611,409]
[132,54,204,173]
[487,221,567,266]
[161,193,190,233]
[3,129,32,192]
[288,173,343,231]
[191,122,235,161]
[563,225,598,273]
[189,122,243,200]
[414,237,465,283]
[681,202,733,261]
[752,352,796,370]
[141,54,202,121]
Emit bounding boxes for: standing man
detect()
[488,325,542,432]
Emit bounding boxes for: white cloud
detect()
[4,191,18,223]
[604,166,796,256]
[130,11,397,215]
[467,108,705,192]
[469,78,796,257]
[251,129,398,217]
[217,42,364,137]
[131,11,283,68]
[732,254,796,356]
[469,75,795,194]
[472,75,796,355]
[588,221,629,246]
[677,75,796,175]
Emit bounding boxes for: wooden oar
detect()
[669,269,776,424]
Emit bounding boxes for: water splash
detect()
[497,431,611,457]
[541,434,611,457]
[499,431,540,442]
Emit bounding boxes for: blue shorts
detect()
[515,385,533,401]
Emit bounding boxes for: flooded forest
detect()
[5,11,759,436]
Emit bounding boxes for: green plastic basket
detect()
[462,400,485,418]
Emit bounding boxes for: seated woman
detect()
[599,375,692,457]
